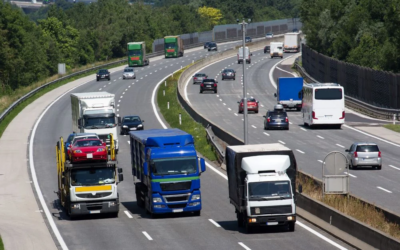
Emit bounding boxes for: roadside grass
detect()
[298,173,400,240]
[0,59,127,139]
[0,236,4,250]
[157,67,217,161]
[384,124,400,133]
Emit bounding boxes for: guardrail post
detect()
[164,81,166,87]
[167,102,170,109]
[179,113,182,125]
[394,114,396,125]
[163,90,165,96]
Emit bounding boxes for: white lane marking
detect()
[344,172,357,178]
[318,160,323,163]
[145,75,148,77]
[336,144,345,148]
[223,103,226,106]
[117,104,120,107]
[238,242,251,250]
[125,89,128,91]
[296,149,305,154]
[103,85,106,87]
[389,165,400,171]
[122,92,125,94]
[117,109,119,112]
[108,82,111,84]
[377,186,392,193]
[124,211,133,218]
[276,66,295,75]
[301,127,307,131]
[260,104,264,107]
[234,113,238,116]
[219,99,222,101]
[142,231,153,241]
[99,88,102,91]
[297,221,348,250]
[317,135,324,139]
[150,72,152,75]
[114,80,116,82]
[278,140,285,144]
[228,108,231,111]
[263,132,270,136]
[289,122,293,124]
[208,219,221,228]
[216,95,220,97]
[128,85,131,88]
[343,124,400,148]
[127,141,130,144]
[140,77,143,79]
[251,125,257,129]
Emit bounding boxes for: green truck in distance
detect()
[127,42,149,67]
[164,36,184,58]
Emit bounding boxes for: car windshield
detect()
[71,168,115,186]
[224,69,234,72]
[315,88,343,100]
[241,98,256,102]
[203,79,215,83]
[210,43,216,46]
[165,42,176,49]
[84,116,116,129]
[99,70,108,74]
[124,68,134,72]
[129,49,142,56]
[249,181,292,200]
[195,74,206,77]
[356,145,379,152]
[72,136,98,145]
[269,111,287,117]
[123,116,141,122]
[151,157,197,176]
[74,139,103,147]
[267,33,273,36]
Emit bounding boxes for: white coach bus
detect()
[301,83,345,128]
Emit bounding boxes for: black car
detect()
[96,69,110,81]
[200,79,218,94]
[119,115,144,135]
[204,42,212,49]
[264,45,270,54]
[245,36,252,43]
[221,69,236,80]
[208,42,218,51]
[263,105,289,130]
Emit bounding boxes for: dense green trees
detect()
[300,0,400,72]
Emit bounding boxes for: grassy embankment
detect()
[157,64,400,240]
[0,236,4,250]
[384,124,400,133]
[0,58,127,138]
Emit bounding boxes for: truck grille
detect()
[251,205,292,215]
[163,194,189,203]
[86,202,103,211]
[160,181,191,191]
[167,204,186,209]
[76,192,112,199]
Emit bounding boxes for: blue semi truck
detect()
[129,129,206,216]
[274,77,304,111]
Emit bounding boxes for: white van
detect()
[270,42,283,58]
[238,47,251,64]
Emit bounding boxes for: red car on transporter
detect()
[68,139,108,163]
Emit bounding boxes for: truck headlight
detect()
[191,194,200,201]
[123,125,128,128]
[153,197,162,203]
[189,202,200,206]
[248,218,257,223]
[287,216,295,221]
[138,124,143,127]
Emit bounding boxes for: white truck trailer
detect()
[238,46,251,64]
[70,92,120,153]
[283,32,301,53]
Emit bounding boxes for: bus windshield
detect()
[165,42,176,49]
[315,88,342,100]
[129,49,142,56]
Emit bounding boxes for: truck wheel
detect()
[135,183,145,208]
[289,221,295,232]
[245,220,252,233]
[237,211,244,227]
[193,211,201,216]
[111,212,119,218]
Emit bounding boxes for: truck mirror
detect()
[345,149,349,152]
[298,184,303,194]
[117,116,122,125]
[78,118,82,126]
[142,120,145,123]
[103,142,107,146]
[118,168,123,173]
[274,93,277,97]
[143,162,148,176]
[119,173,124,182]
[200,158,206,173]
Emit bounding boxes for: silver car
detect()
[123,67,136,79]
[193,73,208,84]
[345,142,382,170]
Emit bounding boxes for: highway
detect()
[31,41,354,249]
[185,48,400,215]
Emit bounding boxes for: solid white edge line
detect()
[336,144,345,148]
[343,125,400,148]
[343,172,357,178]
[238,242,252,250]
[317,135,324,139]
[263,132,270,136]
[377,186,392,193]
[142,231,153,241]
[124,211,133,218]
[389,165,400,170]
[29,81,95,250]
[205,162,227,180]
[278,140,285,144]
[296,149,305,154]
[208,219,221,228]
[296,221,348,250]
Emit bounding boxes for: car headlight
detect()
[97,148,105,152]
[138,124,143,127]
[123,125,128,128]
[153,197,162,203]
[191,194,200,201]
[74,150,82,153]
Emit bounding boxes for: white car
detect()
[122,67,136,79]
[266,33,274,38]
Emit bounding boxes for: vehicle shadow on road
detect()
[298,124,343,130]
[217,220,291,234]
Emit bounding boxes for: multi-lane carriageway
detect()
[32,39,362,249]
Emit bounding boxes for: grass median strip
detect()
[0,59,127,139]
[298,173,400,240]
[384,124,400,133]
[157,67,217,161]
[0,236,4,250]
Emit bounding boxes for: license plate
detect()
[87,153,93,158]
[275,119,282,122]
[173,209,183,213]
[89,210,100,214]
[130,127,137,130]
[325,115,332,118]
[266,222,278,225]
[206,86,212,88]
[363,158,373,161]
[101,76,105,78]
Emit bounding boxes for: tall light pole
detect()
[238,18,250,144]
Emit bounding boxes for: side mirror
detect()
[257,101,259,103]
[298,184,303,194]
[143,162,148,176]
[118,173,124,182]
[200,158,206,173]
[251,53,253,56]
[102,142,107,146]
[78,118,82,126]
[215,81,218,83]
[118,168,123,173]
[142,120,145,123]
[117,116,122,125]
[263,116,266,118]
[345,149,349,152]
[237,101,240,103]
[274,93,277,97]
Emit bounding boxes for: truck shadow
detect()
[298,124,343,130]
[121,201,200,219]
[217,220,291,234]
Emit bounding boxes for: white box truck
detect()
[226,143,300,233]
[238,46,251,64]
[270,42,283,58]
[71,92,120,153]
[283,33,301,53]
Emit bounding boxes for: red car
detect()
[69,139,108,163]
[238,98,259,113]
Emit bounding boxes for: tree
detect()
[198,6,223,29]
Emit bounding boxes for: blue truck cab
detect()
[274,77,304,111]
[129,129,206,216]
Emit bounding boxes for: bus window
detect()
[315,89,342,100]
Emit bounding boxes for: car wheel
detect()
[255,110,258,114]
[200,90,203,94]
[233,78,235,80]
[214,90,217,94]
[96,78,99,81]
[288,221,295,232]
[108,77,111,80]
[376,165,382,170]
[222,78,224,80]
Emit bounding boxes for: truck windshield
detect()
[71,168,115,186]
[84,116,116,129]
[151,157,197,176]
[249,181,291,200]
[129,49,142,56]
[165,42,176,49]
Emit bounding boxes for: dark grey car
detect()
[193,73,208,84]
[208,42,218,51]
[221,69,236,80]
[245,36,252,43]
[263,110,289,130]
[200,79,217,93]
[119,116,144,135]
[345,143,382,170]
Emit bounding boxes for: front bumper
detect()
[122,126,143,133]
[70,200,119,215]
[123,74,135,79]
[200,87,217,92]
[71,152,108,162]
[247,215,296,227]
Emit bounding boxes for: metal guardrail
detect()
[205,125,225,163]
[294,59,400,121]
